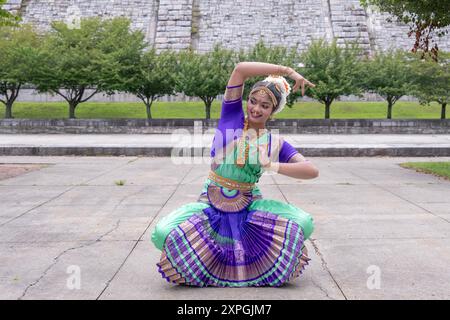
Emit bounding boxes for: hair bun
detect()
[263,75,291,114]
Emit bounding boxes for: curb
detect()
[1,146,449,157]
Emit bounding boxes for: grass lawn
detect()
[0,100,445,119]
[400,162,450,181]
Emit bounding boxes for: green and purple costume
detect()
[151,85,314,287]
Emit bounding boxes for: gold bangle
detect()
[286,67,295,77]
[277,66,294,77]
[277,65,283,75]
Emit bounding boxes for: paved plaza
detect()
[0,156,449,299]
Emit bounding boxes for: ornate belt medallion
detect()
[206,184,253,213]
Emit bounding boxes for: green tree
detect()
[33,17,145,119]
[33,18,105,119]
[0,0,20,27]
[123,49,177,119]
[411,52,449,119]
[360,0,450,60]
[361,50,415,119]
[177,44,235,119]
[0,24,41,118]
[95,17,147,94]
[300,39,362,119]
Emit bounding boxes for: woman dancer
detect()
[152,61,318,287]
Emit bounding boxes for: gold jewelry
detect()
[208,170,255,191]
[249,87,277,109]
[206,184,253,213]
[287,68,295,77]
[255,89,267,98]
[236,118,249,167]
[236,118,268,168]
[277,66,293,76]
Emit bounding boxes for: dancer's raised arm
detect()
[224,62,315,101]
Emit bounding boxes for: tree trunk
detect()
[205,101,211,120]
[441,103,447,120]
[69,102,77,119]
[3,85,20,119]
[5,101,14,119]
[146,102,152,119]
[387,100,393,119]
[325,101,331,119]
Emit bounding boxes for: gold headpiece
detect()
[249,87,278,109]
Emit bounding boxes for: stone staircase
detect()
[328,0,372,53]
[2,0,450,54]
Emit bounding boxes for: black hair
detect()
[250,81,282,111]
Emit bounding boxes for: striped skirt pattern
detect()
[155,197,312,287]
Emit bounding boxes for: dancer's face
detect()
[246,91,274,126]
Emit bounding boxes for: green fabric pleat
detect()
[248,199,315,240]
[151,202,210,250]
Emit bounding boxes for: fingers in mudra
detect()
[248,144,268,166]
[257,145,270,167]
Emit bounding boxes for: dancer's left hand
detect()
[256,144,271,168]
[289,71,315,96]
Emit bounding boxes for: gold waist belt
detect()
[208,170,255,191]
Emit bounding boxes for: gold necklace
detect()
[246,117,267,138]
[236,118,268,167]
[236,119,249,167]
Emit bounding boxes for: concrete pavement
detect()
[0,155,449,299]
[1,133,450,156]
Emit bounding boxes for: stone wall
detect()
[155,0,193,51]
[3,0,450,53]
[192,0,334,53]
[3,0,159,45]
[0,118,448,134]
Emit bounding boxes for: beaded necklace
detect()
[236,117,268,168]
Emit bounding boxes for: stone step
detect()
[0,134,449,156]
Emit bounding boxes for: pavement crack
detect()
[97,219,122,241]
[95,164,195,300]
[309,238,348,300]
[18,219,121,300]
[109,185,148,215]
[273,172,346,300]
[310,277,334,300]
[0,186,78,228]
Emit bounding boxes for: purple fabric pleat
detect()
[157,206,309,287]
